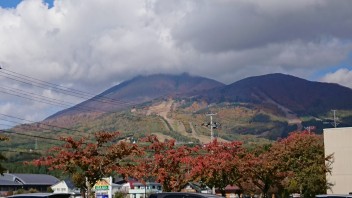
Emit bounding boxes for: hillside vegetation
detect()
[3,73,352,161]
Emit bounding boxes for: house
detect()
[94,177,128,198]
[100,177,162,198]
[215,185,242,198]
[126,181,162,198]
[0,173,60,196]
[181,182,211,193]
[50,179,80,197]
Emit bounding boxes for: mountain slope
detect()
[46,73,224,120]
[195,73,352,115]
[5,73,352,153]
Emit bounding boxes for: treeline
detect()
[3,131,331,198]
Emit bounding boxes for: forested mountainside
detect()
[4,73,352,155]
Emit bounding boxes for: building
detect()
[181,182,211,193]
[50,179,81,197]
[0,173,60,196]
[324,127,352,194]
[215,185,242,198]
[126,181,162,198]
[95,177,162,198]
[94,177,123,198]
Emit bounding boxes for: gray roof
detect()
[63,179,76,189]
[0,173,60,185]
[0,179,21,186]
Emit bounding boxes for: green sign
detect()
[95,186,109,190]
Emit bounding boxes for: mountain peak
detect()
[46,73,224,120]
[196,73,352,115]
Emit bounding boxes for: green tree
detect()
[0,135,9,174]
[272,131,333,198]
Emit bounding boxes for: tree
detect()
[241,144,287,197]
[0,135,9,175]
[32,132,141,198]
[272,131,333,198]
[191,140,244,196]
[129,135,198,192]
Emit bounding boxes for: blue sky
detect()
[0,0,352,126]
[0,0,53,8]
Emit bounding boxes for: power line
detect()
[0,67,134,107]
[0,113,138,147]
[0,128,64,149]
[0,149,44,154]
[0,112,140,148]
[0,85,108,113]
[0,129,61,141]
[0,113,89,138]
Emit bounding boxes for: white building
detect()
[94,177,162,198]
[125,181,162,198]
[324,127,352,194]
[51,179,81,197]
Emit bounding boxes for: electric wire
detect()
[0,105,136,147]
[0,68,135,106]
[0,129,61,141]
[0,113,89,139]
[0,113,134,146]
[0,72,123,105]
[0,85,107,113]
[0,128,64,150]
[0,66,168,149]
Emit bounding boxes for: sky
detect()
[1,0,352,128]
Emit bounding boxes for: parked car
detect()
[149,192,223,198]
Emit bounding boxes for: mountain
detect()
[5,72,352,154]
[195,73,352,115]
[46,73,224,120]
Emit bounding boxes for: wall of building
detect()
[324,127,352,194]
[51,181,68,193]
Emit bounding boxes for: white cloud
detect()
[321,68,352,89]
[1,0,352,126]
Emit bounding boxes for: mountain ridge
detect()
[46,73,224,120]
[194,73,352,115]
[6,72,352,150]
[47,72,352,121]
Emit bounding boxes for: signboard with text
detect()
[94,179,110,191]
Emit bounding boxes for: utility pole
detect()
[323,110,340,128]
[206,113,216,142]
[332,110,339,128]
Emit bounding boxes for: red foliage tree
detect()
[31,132,141,198]
[190,140,244,196]
[128,135,199,192]
[241,144,287,197]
